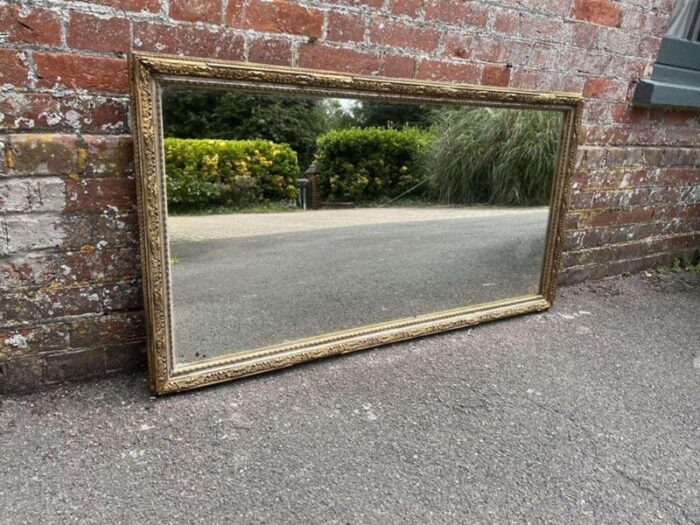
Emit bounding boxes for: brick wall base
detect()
[1,0,699,391]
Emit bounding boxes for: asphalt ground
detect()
[169,209,549,363]
[1,271,699,524]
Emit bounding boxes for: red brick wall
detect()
[1,0,698,391]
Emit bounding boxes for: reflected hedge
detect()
[164,138,300,211]
[315,127,432,203]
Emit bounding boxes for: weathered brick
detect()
[133,22,245,61]
[493,8,520,34]
[326,12,365,44]
[0,5,61,46]
[248,38,293,66]
[43,347,106,383]
[381,54,416,78]
[298,45,381,75]
[84,135,134,178]
[229,0,323,37]
[571,0,621,28]
[103,279,143,312]
[64,178,137,213]
[424,0,488,27]
[583,77,629,100]
[388,0,423,17]
[170,0,221,24]
[0,324,69,357]
[0,355,45,394]
[104,341,146,373]
[69,312,145,348]
[481,65,510,87]
[0,49,29,87]
[0,93,129,134]
[3,215,65,255]
[369,19,440,52]
[453,35,504,63]
[67,12,130,53]
[0,177,65,213]
[91,0,160,12]
[4,134,86,177]
[417,60,480,83]
[34,53,128,93]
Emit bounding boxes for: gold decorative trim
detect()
[129,52,583,395]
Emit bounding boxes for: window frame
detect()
[632,2,700,110]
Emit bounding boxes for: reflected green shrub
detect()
[315,127,432,203]
[164,138,300,211]
[426,108,562,206]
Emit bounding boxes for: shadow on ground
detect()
[1,272,699,524]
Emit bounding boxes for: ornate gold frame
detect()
[129,52,583,395]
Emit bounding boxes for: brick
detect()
[583,77,628,100]
[381,54,416,78]
[519,13,571,43]
[0,5,61,46]
[67,12,129,53]
[370,19,440,52]
[2,215,65,255]
[228,0,323,38]
[104,341,146,374]
[298,44,381,75]
[321,0,383,8]
[389,0,423,17]
[0,324,69,356]
[0,356,45,394]
[64,178,137,213]
[0,49,28,87]
[493,8,520,34]
[481,65,511,87]
[91,211,140,249]
[90,0,160,12]
[326,12,365,44]
[43,347,106,383]
[4,134,85,177]
[1,253,55,291]
[102,279,143,312]
[445,34,505,63]
[69,312,145,348]
[248,38,293,66]
[83,135,134,178]
[133,22,245,61]
[61,248,141,284]
[416,60,480,83]
[0,93,129,134]
[571,0,621,27]
[170,0,221,24]
[424,0,488,27]
[0,178,65,213]
[34,53,128,93]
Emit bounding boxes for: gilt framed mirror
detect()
[129,52,582,395]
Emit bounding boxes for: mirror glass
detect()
[161,87,563,366]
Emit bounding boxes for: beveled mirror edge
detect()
[128,52,583,395]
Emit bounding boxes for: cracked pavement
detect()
[1,271,699,524]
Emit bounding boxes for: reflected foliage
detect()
[315,127,431,203]
[164,138,299,212]
[426,108,561,206]
[162,90,327,168]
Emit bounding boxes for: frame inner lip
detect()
[169,294,550,377]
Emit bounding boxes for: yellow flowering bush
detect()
[164,138,300,210]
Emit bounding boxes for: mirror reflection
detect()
[161,88,563,365]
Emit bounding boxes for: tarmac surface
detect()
[168,207,549,362]
[1,271,699,524]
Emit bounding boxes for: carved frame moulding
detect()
[129,52,583,395]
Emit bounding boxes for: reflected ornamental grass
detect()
[426,108,562,206]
